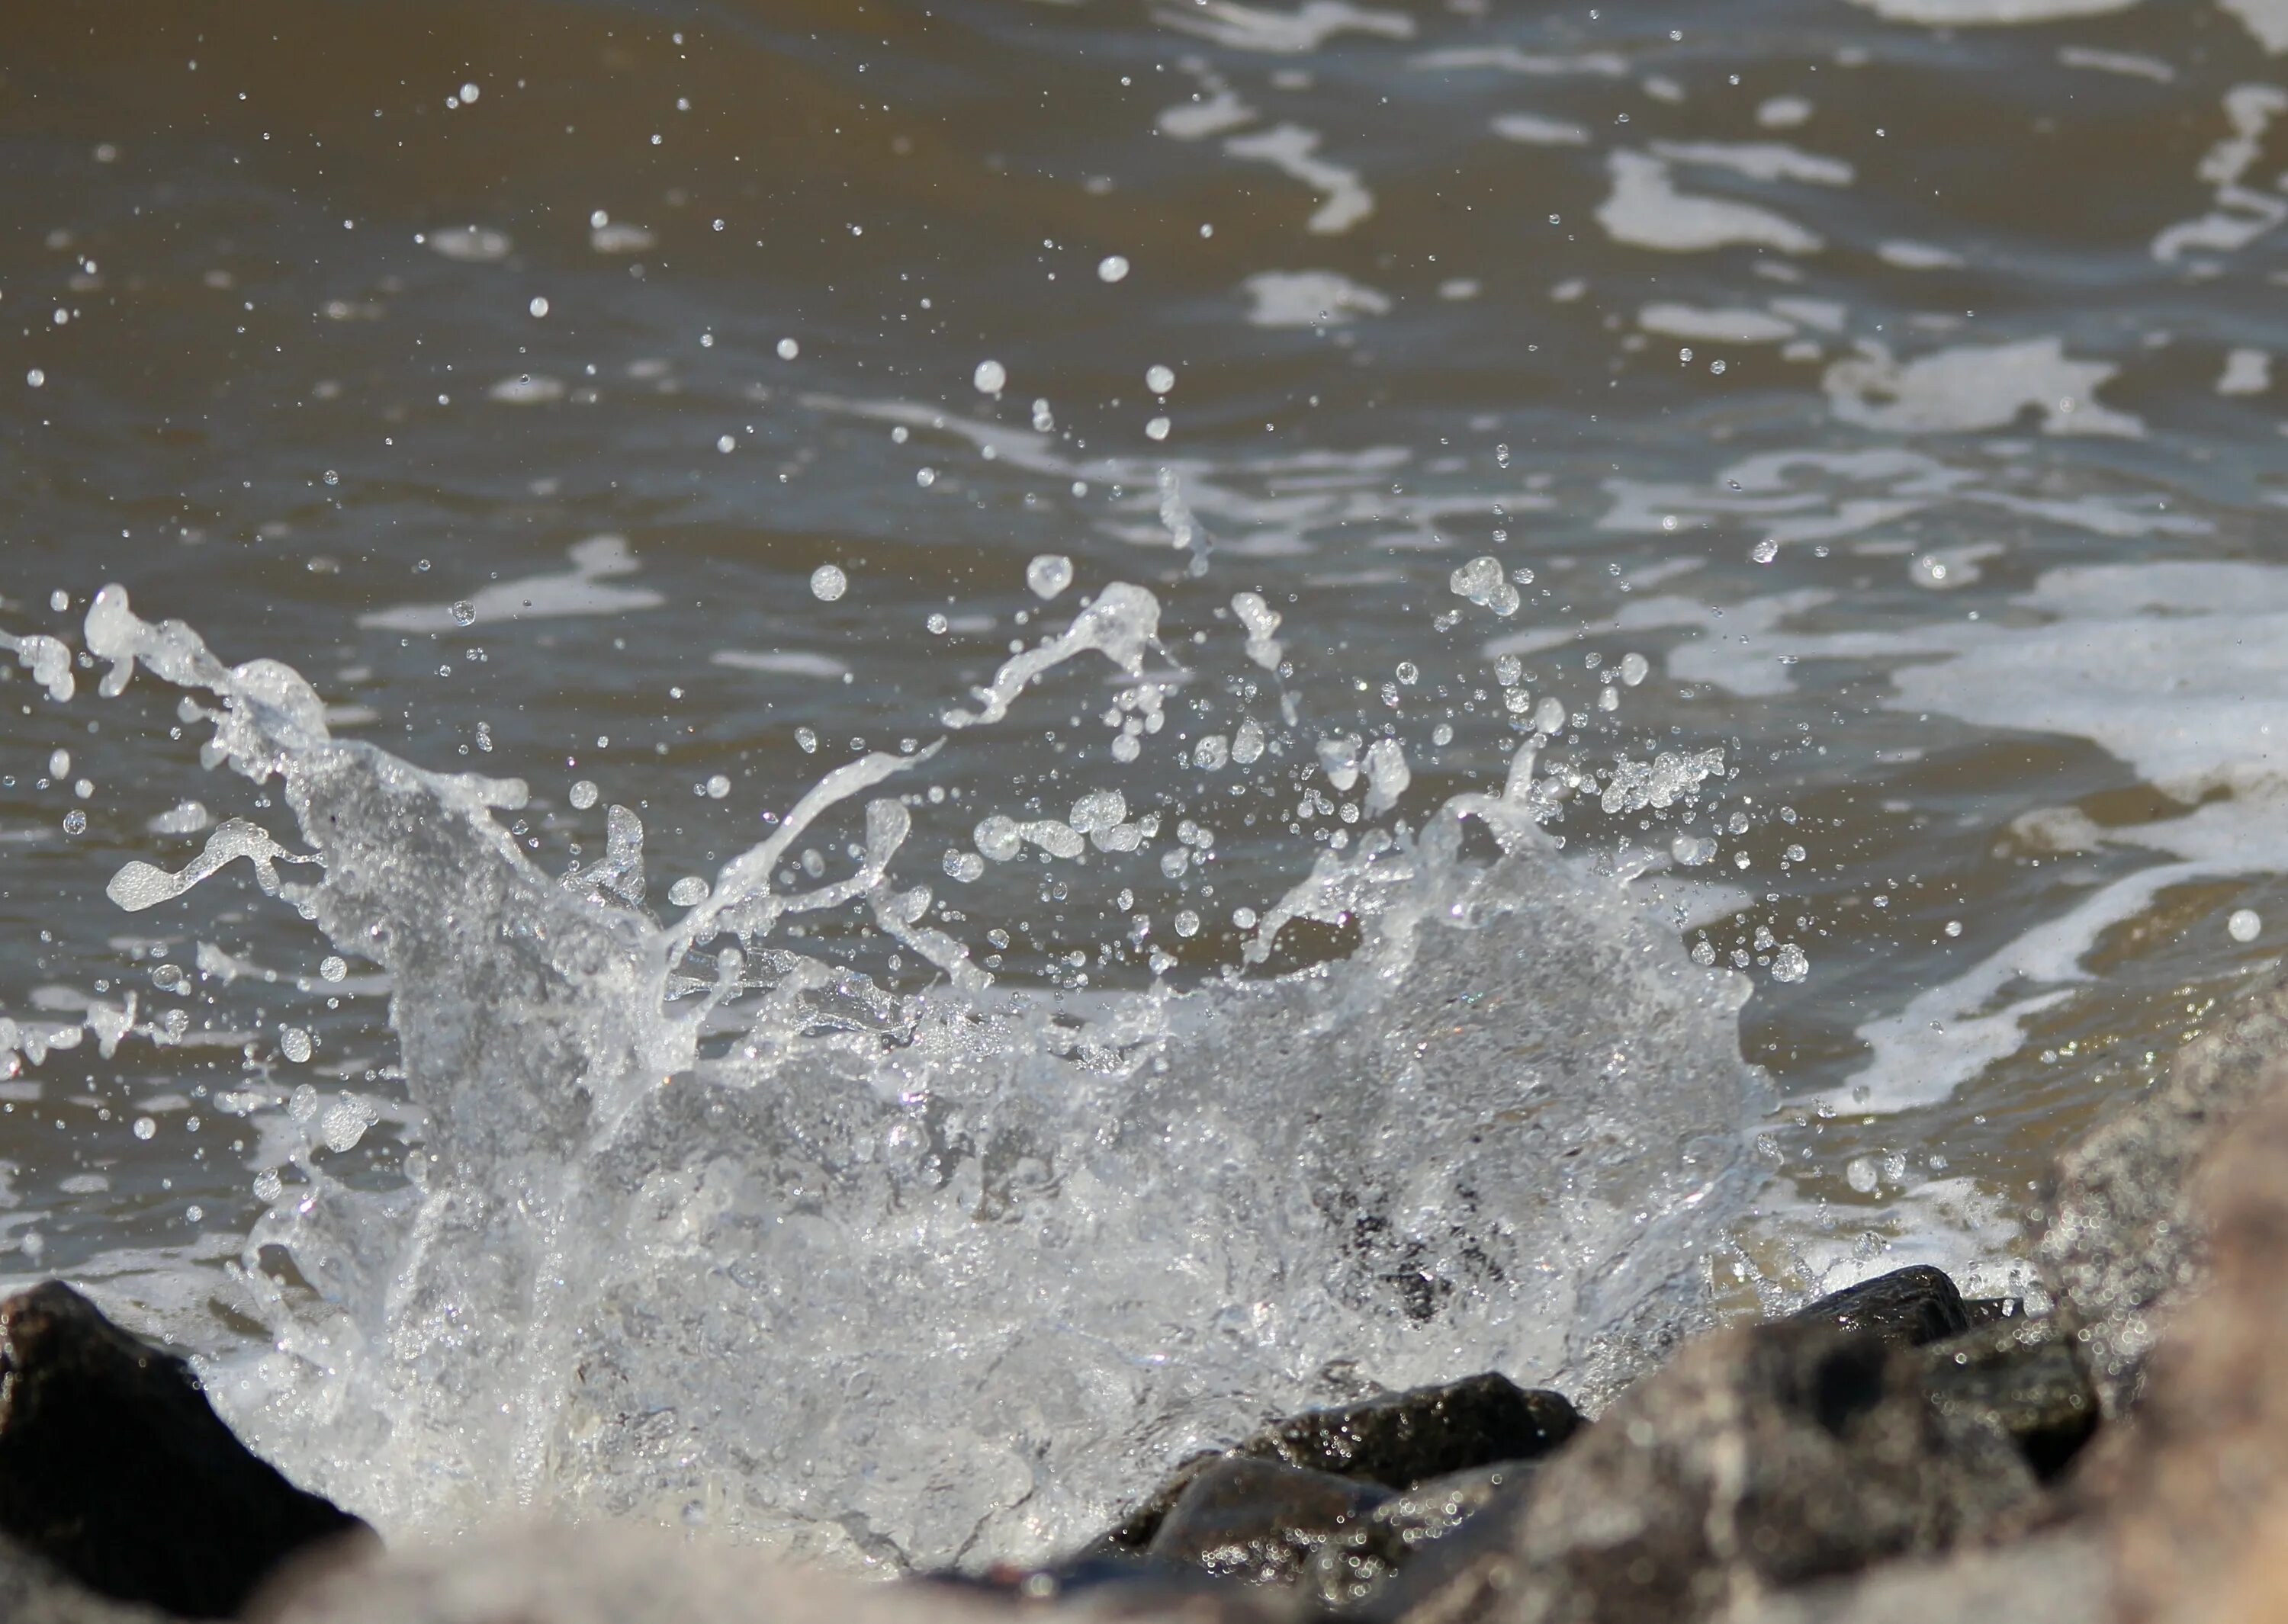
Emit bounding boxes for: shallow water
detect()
[2,0,2286,1569]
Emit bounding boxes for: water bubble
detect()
[795,727,818,754]
[320,955,348,983]
[705,774,731,800]
[1750,539,1779,564]
[1448,557,1520,617]
[152,963,185,992]
[809,565,848,602]
[1097,255,1130,282]
[1027,554,1073,599]
[61,810,85,836]
[776,338,801,361]
[1771,943,1810,983]
[973,358,1007,396]
[451,600,477,627]
[668,876,711,907]
[2230,907,2263,943]
[1710,359,1727,375]
[1146,364,1175,394]
[569,779,599,810]
[323,469,339,486]
[1145,416,1171,441]
[281,1027,313,1063]
[321,1096,376,1154]
[132,1116,156,1141]
[1396,661,1419,685]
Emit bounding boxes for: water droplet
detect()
[281,1027,313,1063]
[1027,554,1073,599]
[451,600,477,626]
[1097,255,1130,283]
[777,337,801,361]
[1619,652,1650,686]
[320,955,348,983]
[529,296,550,318]
[49,750,69,778]
[132,1115,156,1141]
[1146,364,1175,393]
[1750,539,1779,564]
[668,876,711,907]
[717,434,736,454]
[973,358,1007,396]
[2230,907,2263,943]
[61,810,85,836]
[25,369,44,388]
[1771,943,1810,983]
[916,467,937,487]
[1174,910,1201,939]
[1395,661,1419,685]
[1844,1153,1878,1193]
[927,613,949,635]
[253,1169,284,1202]
[1145,416,1171,441]
[810,565,848,602]
[459,81,480,103]
[795,727,818,754]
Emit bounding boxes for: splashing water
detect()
[30,580,1769,1572]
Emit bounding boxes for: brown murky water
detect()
[2,0,2286,1439]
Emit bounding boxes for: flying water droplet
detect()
[1027,555,1073,599]
[2229,908,2263,943]
[810,565,847,602]
[451,601,477,627]
[973,359,1007,396]
[1097,255,1130,282]
[569,780,599,810]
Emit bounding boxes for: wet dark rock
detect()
[1959,1298,2019,1328]
[1363,1319,2035,1624]
[1787,1266,1971,1350]
[1147,1458,1388,1587]
[2038,964,2288,1416]
[1917,1320,2099,1481]
[1094,1375,1579,1556]
[1303,1462,1538,1611]
[0,1282,370,1619]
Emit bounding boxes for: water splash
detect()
[40,583,1769,1572]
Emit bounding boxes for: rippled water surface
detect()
[4,0,2288,1565]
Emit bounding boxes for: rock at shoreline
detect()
[1367,1318,2036,1624]
[2039,965,2288,1416]
[1147,1458,1389,1586]
[1305,1462,1538,1610]
[1787,1265,1971,1350]
[1917,1319,2097,1481]
[1094,1375,1579,1555]
[0,1282,370,1619]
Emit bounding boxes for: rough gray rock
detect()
[2038,964,2288,1416]
[0,1536,171,1624]
[1362,1319,2036,1624]
[1095,1375,1579,1554]
[0,1282,371,1619]
[1707,1531,2110,1624]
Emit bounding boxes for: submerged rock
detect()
[1787,1266,1971,1350]
[0,1282,369,1619]
[1366,1319,2035,1624]
[1095,1375,1579,1555]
